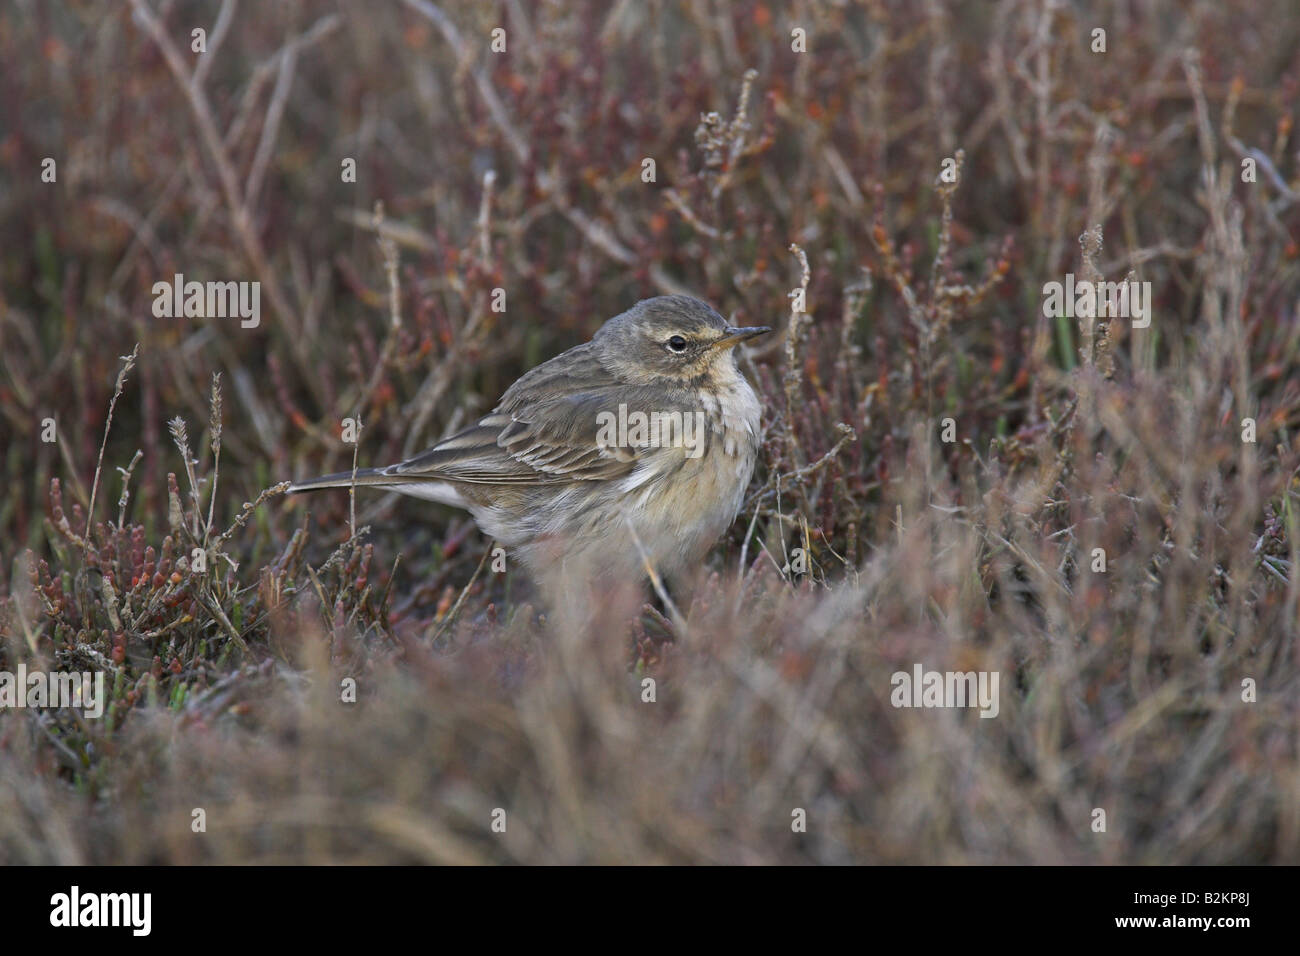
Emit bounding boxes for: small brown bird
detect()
[289,295,769,600]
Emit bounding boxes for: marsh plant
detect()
[0,0,1298,864]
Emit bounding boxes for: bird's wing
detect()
[385,345,684,486]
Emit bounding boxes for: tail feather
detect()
[288,468,470,509]
[287,468,393,493]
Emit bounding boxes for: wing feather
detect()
[383,343,691,486]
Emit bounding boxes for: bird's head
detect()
[593,295,771,385]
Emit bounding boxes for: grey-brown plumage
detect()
[290,295,769,596]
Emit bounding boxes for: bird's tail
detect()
[287,468,395,493]
[287,468,470,508]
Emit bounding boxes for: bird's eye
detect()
[667,335,688,352]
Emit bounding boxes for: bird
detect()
[288,295,770,602]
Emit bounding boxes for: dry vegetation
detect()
[2,0,1299,864]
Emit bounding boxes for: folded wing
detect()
[385,344,687,486]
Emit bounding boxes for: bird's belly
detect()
[627,439,757,574]
[627,379,760,572]
[477,376,761,582]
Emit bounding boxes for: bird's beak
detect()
[711,325,772,351]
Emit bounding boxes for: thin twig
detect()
[428,545,492,645]
[215,481,292,547]
[244,39,298,213]
[745,422,858,511]
[206,373,223,537]
[624,516,687,636]
[349,415,362,540]
[127,0,314,336]
[115,449,144,530]
[401,0,688,295]
[86,345,139,546]
[784,244,812,466]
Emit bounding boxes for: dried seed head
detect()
[209,372,224,452]
[168,416,191,458]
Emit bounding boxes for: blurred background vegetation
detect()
[1,0,1298,863]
